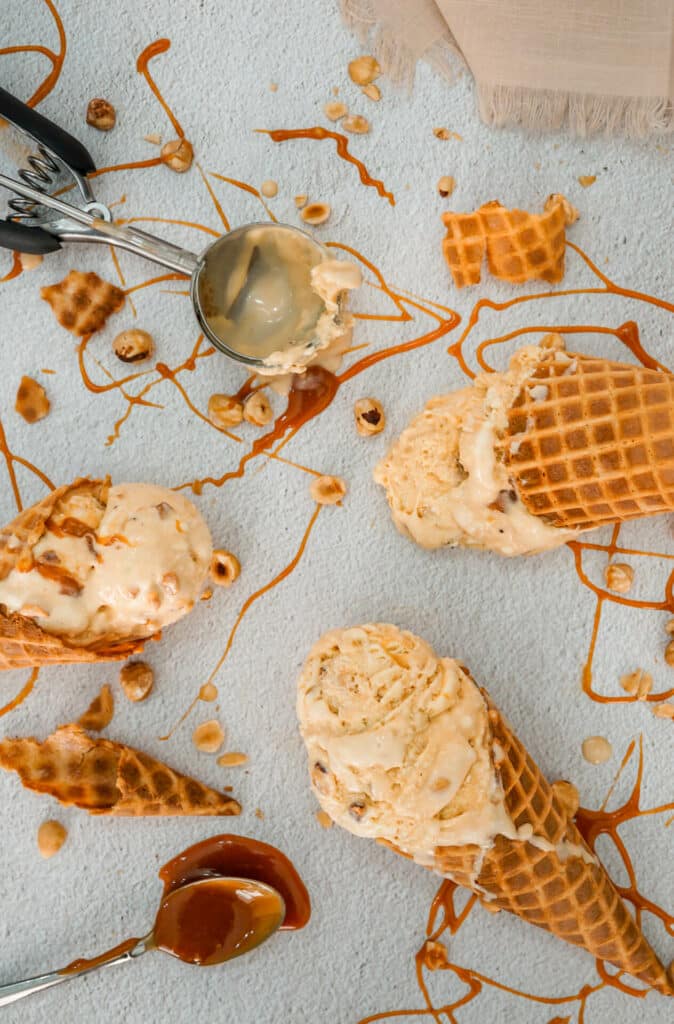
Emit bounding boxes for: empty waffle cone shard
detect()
[442,194,578,288]
[431,697,673,996]
[0,724,241,816]
[502,347,674,529]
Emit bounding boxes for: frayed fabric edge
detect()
[477,83,673,138]
[339,0,465,88]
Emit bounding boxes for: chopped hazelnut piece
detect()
[354,397,385,436]
[342,114,370,134]
[315,810,333,829]
[161,138,194,173]
[361,83,381,101]
[604,562,634,593]
[144,132,162,145]
[199,682,218,702]
[86,98,116,131]
[19,252,43,271]
[210,549,241,586]
[255,807,265,819]
[620,668,653,700]
[243,391,274,426]
[294,194,308,208]
[15,376,50,423]
[310,474,347,505]
[348,55,380,86]
[552,779,579,817]
[653,702,674,719]
[37,820,68,859]
[437,175,456,197]
[422,939,449,971]
[208,393,244,428]
[217,751,249,767]
[120,661,154,702]
[578,175,596,187]
[112,328,154,363]
[200,587,213,601]
[581,735,612,765]
[665,640,674,666]
[324,101,348,121]
[260,179,278,198]
[300,202,331,226]
[192,719,225,753]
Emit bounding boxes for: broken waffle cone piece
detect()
[0,724,241,817]
[442,194,578,288]
[501,340,674,530]
[77,683,114,732]
[41,270,125,335]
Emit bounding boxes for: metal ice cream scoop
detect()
[0,87,329,368]
[0,875,286,1007]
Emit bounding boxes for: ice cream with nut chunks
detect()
[374,338,580,555]
[0,482,212,646]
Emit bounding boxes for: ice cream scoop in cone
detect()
[0,477,212,670]
[374,335,674,555]
[297,624,673,995]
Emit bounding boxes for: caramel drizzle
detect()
[0,668,38,719]
[361,740,673,1023]
[259,127,395,205]
[0,0,65,108]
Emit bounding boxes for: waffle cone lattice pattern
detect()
[434,698,673,996]
[503,355,674,529]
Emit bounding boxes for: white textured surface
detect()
[0,2,673,1022]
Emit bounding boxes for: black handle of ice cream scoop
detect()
[0,86,96,177]
[0,218,61,254]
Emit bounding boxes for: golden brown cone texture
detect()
[429,697,673,995]
[502,353,674,529]
[0,724,241,817]
[0,479,145,670]
[442,195,577,288]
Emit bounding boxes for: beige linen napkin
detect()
[341,0,674,135]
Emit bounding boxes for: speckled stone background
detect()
[0,2,673,1022]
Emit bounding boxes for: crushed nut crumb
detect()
[161,138,194,173]
[37,820,68,859]
[620,668,653,700]
[552,779,579,817]
[294,194,308,208]
[19,252,43,271]
[193,719,225,753]
[208,393,244,428]
[255,807,265,819]
[348,55,380,86]
[433,127,450,139]
[578,175,596,187]
[15,375,50,423]
[260,179,278,198]
[604,562,634,593]
[310,474,347,505]
[316,810,333,829]
[437,175,456,197]
[361,83,381,101]
[665,640,674,666]
[653,702,674,719]
[354,397,385,436]
[665,618,674,635]
[269,82,278,92]
[324,101,348,121]
[210,549,241,587]
[243,390,274,427]
[144,132,162,145]
[342,114,370,134]
[120,661,154,702]
[217,751,249,767]
[86,98,116,131]
[112,328,154,363]
[300,202,331,226]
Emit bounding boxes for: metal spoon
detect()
[0,876,286,1008]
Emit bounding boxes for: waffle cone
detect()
[0,724,241,817]
[0,478,147,670]
[501,348,674,530]
[430,697,673,995]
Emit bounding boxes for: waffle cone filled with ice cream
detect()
[297,624,673,994]
[374,335,674,555]
[0,477,213,669]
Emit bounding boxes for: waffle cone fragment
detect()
[0,479,145,670]
[502,349,674,530]
[427,697,673,996]
[0,724,241,817]
[442,194,578,288]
